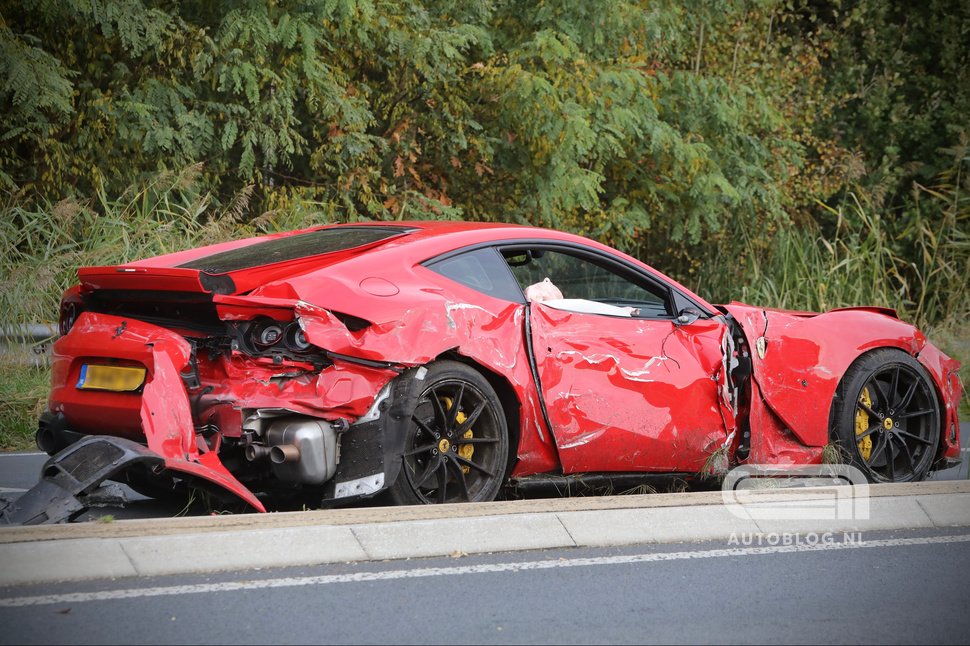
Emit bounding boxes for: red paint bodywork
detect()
[45,221,962,508]
[530,305,735,473]
[50,312,266,511]
[724,303,961,464]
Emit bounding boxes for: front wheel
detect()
[387,361,509,505]
[831,348,941,482]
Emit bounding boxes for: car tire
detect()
[831,348,941,482]
[386,361,510,505]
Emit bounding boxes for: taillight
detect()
[58,301,83,336]
[284,322,311,352]
[241,318,315,358]
[251,321,285,347]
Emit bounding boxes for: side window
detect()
[501,247,672,318]
[425,247,525,303]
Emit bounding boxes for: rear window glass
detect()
[426,247,525,303]
[178,226,412,274]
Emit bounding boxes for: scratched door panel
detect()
[530,304,730,473]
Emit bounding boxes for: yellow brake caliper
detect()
[856,386,873,461]
[441,397,475,474]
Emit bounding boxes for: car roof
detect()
[128,220,580,270]
[103,220,716,315]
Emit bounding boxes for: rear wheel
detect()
[387,361,509,505]
[831,348,941,482]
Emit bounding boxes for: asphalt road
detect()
[1,427,967,644]
[2,526,968,645]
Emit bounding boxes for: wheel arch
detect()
[827,345,948,475]
[725,303,931,448]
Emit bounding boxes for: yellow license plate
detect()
[76,365,146,392]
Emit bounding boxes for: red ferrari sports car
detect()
[5,221,963,522]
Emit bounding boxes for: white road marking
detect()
[2,533,968,608]
[0,452,45,457]
[0,487,27,493]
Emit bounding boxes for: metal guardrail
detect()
[0,323,58,366]
[1,323,58,340]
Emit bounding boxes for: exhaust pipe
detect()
[270,444,300,464]
[245,445,272,462]
[36,426,60,454]
[34,413,85,456]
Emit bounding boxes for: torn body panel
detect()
[746,379,824,465]
[724,302,959,462]
[234,280,558,488]
[285,273,559,476]
[48,307,409,509]
[50,312,265,511]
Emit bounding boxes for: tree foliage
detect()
[0,3,801,224]
[1,0,966,320]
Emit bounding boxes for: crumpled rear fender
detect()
[51,312,265,511]
[724,303,934,449]
[291,296,558,476]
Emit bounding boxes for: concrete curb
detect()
[1,481,968,587]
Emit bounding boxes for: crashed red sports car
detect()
[5,221,963,523]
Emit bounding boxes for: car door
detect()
[500,245,736,474]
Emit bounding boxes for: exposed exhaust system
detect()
[243,415,340,484]
[35,425,60,454]
[34,413,84,456]
[270,444,300,464]
[244,444,272,462]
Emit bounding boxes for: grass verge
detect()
[0,355,49,451]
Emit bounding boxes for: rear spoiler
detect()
[78,267,235,294]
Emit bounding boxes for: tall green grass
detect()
[734,191,969,333]
[1,165,245,333]
[0,165,347,335]
[0,349,50,451]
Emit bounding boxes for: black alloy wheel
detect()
[387,361,509,505]
[832,348,941,482]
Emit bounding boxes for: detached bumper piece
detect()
[0,436,163,525]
